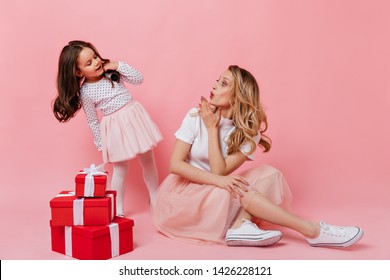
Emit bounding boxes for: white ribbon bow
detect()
[78,163,107,197]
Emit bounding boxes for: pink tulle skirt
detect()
[100,100,163,163]
[153,164,292,245]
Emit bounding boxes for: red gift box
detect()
[75,171,107,197]
[50,190,116,226]
[50,216,134,260]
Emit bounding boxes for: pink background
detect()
[1,0,389,259]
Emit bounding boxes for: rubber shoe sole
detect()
[226,235,282,247]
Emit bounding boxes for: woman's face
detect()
[209,70,234,108]
[76,47,104,82]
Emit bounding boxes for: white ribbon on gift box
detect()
[72,195,114,225]
[77,163,107,197]
[55,191,84,225]
[105,192,115,221]
[65,226,72,257]
[55,191,75,197]
[64,222,120,258]
[109,223,119,257]
[73,198,84,225]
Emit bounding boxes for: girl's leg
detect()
[240,192,320,238]
[111,160,130,216]
[137,149,159,207]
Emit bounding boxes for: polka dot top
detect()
[80,61,144,150]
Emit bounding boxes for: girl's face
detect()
[209,70,234,108]
[76,47,104,82]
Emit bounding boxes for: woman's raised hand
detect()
[199,96,221,129]
[215,174,249,198]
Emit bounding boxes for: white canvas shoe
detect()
[306,221,363,247]
[226,219,282,247]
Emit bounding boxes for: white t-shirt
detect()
[175,108,261,172]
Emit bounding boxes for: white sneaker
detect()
[226,219,282,247]
[306,221,364,247]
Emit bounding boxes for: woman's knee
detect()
[241,164,283,179]
[257,164,282,176]
[240,190,261,209]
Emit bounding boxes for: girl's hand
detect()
[199,96,221,129]
[216,174,249,198]
[103,61,119,72]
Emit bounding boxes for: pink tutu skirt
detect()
[100,100,163,163]
[153,164,292,245]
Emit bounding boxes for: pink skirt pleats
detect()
[153,164,292,245]
[100,101,163,163]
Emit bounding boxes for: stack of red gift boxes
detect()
[49,164,134,259]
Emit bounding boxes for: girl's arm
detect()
[104,61,144,85]
[81,95,102,151]
[170,139,249,198]
[199,97,248,175]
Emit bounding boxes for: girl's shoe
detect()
[306,221,363,247]
[226,219,282,247]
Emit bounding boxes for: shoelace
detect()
[242,219,267,232]
[321,222,346,237]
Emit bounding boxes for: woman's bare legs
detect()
[240,191,320,238]
[227,166,363,247]
[231,208,253,229]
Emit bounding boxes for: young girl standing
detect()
[53,40,163,216]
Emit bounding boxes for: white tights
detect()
[111,150,158,215]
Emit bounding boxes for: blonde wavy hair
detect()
[227,65,271,155]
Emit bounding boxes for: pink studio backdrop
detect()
[1,0,389,259]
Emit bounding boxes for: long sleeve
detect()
[80,94,102,151]
[117,61,144,85]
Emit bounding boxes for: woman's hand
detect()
[103,61,119,72]
[199,96,221,129]
[215,174,249,198]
